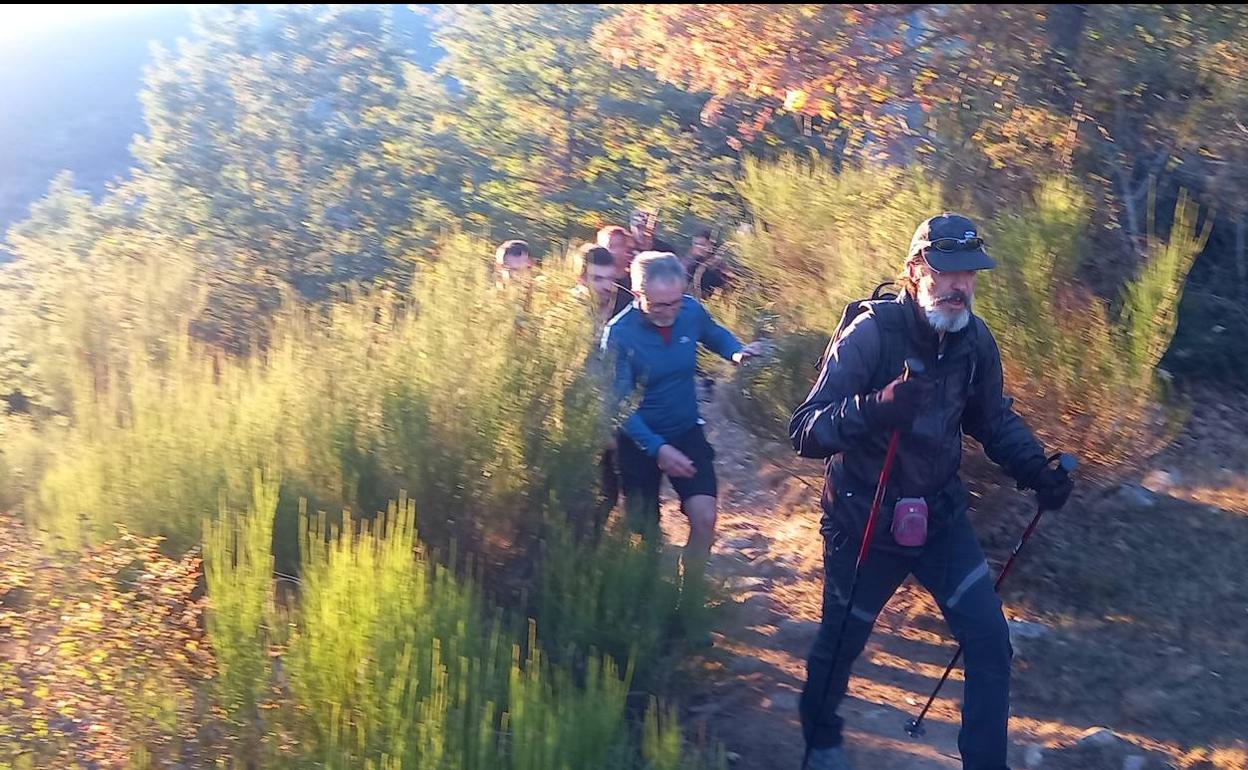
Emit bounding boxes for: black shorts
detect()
[616,425,718,530]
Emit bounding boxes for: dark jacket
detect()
[610,280,636,316]
[686,258,728,298]
[789,291,1047,542]
[649,236,677,255]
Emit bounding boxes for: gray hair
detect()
[631,251,685,292]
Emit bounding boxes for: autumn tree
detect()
[599,5,1248,239]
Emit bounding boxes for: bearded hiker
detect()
[789,214,1074,770]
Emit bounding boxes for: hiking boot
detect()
[807,746,854,770]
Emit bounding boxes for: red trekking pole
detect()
[801,357,924,770]
[904,451,1078,739]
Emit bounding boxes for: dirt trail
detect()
[657,393,1248,770]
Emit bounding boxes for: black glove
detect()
[863,373,936,430]
[1031,466,1074,511]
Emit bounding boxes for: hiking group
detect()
[494,210,1076,770]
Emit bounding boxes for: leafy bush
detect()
[729,159,1204,473]
[11,232,722,768]
[730,331,830,442]
[980,181,1206,470]
[0,513,207,767]
[733,156,941,326]
[203,469,278,729]
[535,519,680,679]
[30,235,607,557]
[202,484,719,770]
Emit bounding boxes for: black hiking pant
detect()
[801,511,1013,770]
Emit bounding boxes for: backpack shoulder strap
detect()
[814,296,908,372]
[863,299,908,388]
[867,297,907,331]
[964,314,986,391]
[815,299,868,371]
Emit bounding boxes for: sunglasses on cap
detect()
[916,236,986,253]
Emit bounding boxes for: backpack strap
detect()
[814,280,900,369]
[815,299,869,371]
[814,296,909,379]
[864,299,908,390]
[870,281,899,301]
[964,315,984,393]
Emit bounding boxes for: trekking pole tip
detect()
[904,718,926,738]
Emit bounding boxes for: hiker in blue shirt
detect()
[601,251,764,601]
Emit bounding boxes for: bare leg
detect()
[678,494,718,633]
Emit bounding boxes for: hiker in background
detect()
[629,209,677,255]
[494,239,535,287]
[576,243,634,330]
[683,229,731,402]
[684,228,730,300]
[602,251,765,634]
[596,225,637,282]
[788,214,1074,770]
[574,243,634,543]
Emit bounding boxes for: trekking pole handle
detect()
[1011,453,1076,560]
[902,357,925,380]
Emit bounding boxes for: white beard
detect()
[922,301,972,333]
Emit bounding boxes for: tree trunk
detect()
[1045,4,1087,113]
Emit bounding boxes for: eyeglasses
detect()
[917,237,985,253]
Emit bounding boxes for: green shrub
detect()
[32,235,607,556]
[731,331,829,442]
[274,493,712,770]
[980,180,1205,470]
[729,159,1203,473]
[203,469,278,727]
[642,697,727,770]
[535,518,680,679]
[733,156,942,326]
[284,495,511,768]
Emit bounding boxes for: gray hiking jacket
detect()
[789,291,1048,542]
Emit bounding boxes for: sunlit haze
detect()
[0,4,157,43]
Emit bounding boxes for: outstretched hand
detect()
[732,340,767,364]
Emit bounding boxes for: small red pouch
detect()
[891,497,929,547]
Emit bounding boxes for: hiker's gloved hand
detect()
[1031,466,1074,511]
[863,373,935,430]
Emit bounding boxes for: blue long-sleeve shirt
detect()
[601,296,744,456]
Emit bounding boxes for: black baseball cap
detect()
[908,213,996,272]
